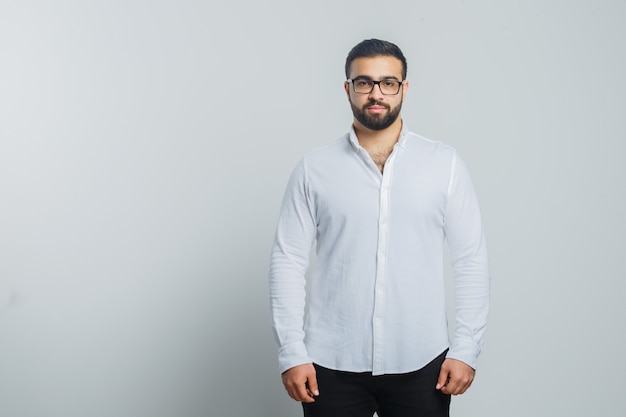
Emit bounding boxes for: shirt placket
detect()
[371,149,397,375]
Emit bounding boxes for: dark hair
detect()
[345,39,407,79]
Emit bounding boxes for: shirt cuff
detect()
[446,338,481,370]
[278,341,312,374]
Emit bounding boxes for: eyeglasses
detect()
[347,78,405,95]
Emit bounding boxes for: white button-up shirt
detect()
[269,124,489,376]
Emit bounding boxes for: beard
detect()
[350,99,403,131]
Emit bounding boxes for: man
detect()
[269,39,489,417]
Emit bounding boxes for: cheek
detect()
[348,95,361,107]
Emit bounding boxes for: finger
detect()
[307,373,320,397]
[439,372,455,395]
[294,377,317,403]
[297,384,316,403]
[441,378,460,395]
[442,373,473,395]
[287,384,310,402]
[445,373,467,395]
[435,365,449,390]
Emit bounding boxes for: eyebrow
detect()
[351,75,401,81]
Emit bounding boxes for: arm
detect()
[269,159,319,400]
[438,152,490,394]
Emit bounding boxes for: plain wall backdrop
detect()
[1,1,625,416]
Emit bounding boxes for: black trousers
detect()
[302,350,450,417]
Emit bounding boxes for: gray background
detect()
[1,1,624,416]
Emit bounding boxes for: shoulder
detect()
[301,133,352,166]
[402,131,459,169]
[405,131,457,155]
[285,133,350,182]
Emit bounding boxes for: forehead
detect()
[348,56,404,79]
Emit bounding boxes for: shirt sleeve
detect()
[268,158,317,373]
[443,151,490,370]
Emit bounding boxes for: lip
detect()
[367,106,387,114]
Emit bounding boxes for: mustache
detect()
[364,101,390,110]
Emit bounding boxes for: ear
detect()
[344,81,352,100]
[401,80,409,101]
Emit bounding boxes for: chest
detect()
[367,148,393,173]
[309,154,449,228]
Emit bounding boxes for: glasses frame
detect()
[347,78,406,95]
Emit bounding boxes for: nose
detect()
[368,82,384,100]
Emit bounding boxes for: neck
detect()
[353,118,403,151]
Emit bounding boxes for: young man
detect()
[269,39,490,417]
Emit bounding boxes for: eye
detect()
[382,80,397,87]
[355,80,371,88]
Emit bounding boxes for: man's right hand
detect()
[281,363,319,403]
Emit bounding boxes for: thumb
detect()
[435,364,449,390]
[307,373,320,397]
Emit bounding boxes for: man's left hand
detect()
[435,358,475,395]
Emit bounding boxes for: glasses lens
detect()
[353,79,373,93]
[380,80,401,95]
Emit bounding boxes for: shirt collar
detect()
[348,121,409,150]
